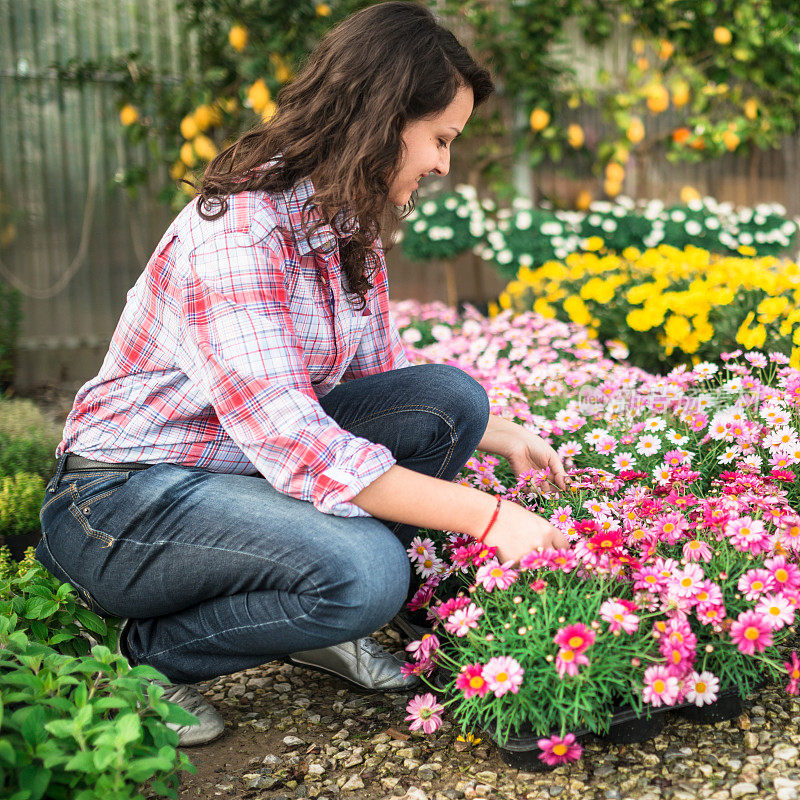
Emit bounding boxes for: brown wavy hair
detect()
[196,1,494,309]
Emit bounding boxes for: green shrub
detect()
[0,472,44,537]
[0,398,61,481]
[0,558,197,799]
[0,281,21,387]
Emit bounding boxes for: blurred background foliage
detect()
[56,0,800,208]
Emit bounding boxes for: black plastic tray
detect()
[429,667,755,772]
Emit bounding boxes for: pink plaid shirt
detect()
[58,176,411,517]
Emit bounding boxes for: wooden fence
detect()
[1,1,798,390]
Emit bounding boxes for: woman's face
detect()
[388,84,475,206]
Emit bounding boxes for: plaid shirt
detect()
[58,176,411,517]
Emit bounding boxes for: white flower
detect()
[693,361,718,378]
[541,221,563,236]
[413,219,428,233]
[516,210,533,230]
[444,197,458,211]
[601,219,618,233]
[519,253,534,267]
[401,327,423,344]
[430,324,453,342]
[685,220,702,236]
[497,249,514,264]
[671,210,687,222]
[635,434,662,456]
[455,184,477,200]
[704,217,720,230]
[421,201,437,216]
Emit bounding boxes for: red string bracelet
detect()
[476,497,502,544]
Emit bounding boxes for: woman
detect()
[37,1,568,746]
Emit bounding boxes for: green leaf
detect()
[0,738,16,766]
[115,711,142,745]
[64,749,96,772]
[92,745,120,771]
[73,607,107,635]
[17,764,51,800]
[125,755,174,783]
[44,718,77,738]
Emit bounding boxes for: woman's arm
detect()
[351,463,568,562]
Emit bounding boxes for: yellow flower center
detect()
[553,744,568,756]
[745,626,760,641]
[776,569,789,582]
[496,672,508,683]
[469,676,485,689]
[568,636,583,648]
[561,650,575,662]
[490,568,504,578]
[653,679,665,693]
[696,681,707,693]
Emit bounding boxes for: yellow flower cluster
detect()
[495,243,800,368]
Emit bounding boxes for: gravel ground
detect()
[172,626,800,800]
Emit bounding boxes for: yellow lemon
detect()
[722,130,740,151]
[193,104,216,131]
[605,162,625,183]
[169,160,186,181]
[713,26,732,45]
[180,114,199,140]
[744,98,759,120]
[671,80,690,107]
[646,84,670,114]
[261,100,278,123]
[247,79,271,114]
[228,24,248,52]
[567,123,585,148]
[658,40,674,60]
[604,179,622,198]
[626,117,645,144]
[636,57,649,71]
[315,3,331,15]
[575,189,593,210]
[0,223,17,248]
[632,38,645,55]
[179,141,196,167]
[193,134,218,162]
[680,185,700,203]
[119,104,139,126]
[271,54,292,83]
[529,107,550,131]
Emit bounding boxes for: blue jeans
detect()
[36,364,489,683]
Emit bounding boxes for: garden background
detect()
[4,2,800,799]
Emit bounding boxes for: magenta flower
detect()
[475,559,519,592]
[405,693,445,734]
[642,665,681,707]
[555,648,590,678]
[784,652,800,695]
[730,610,773,655]
[682,538,713,563]
[737,568,776,601]
[482,656,524,697]
[725,516,771,554]
[537,732,583,766]
[671,563,705,598]
[406,633,440,662]
[455,663,490,699]
[443,602,484,637]
[764,555,800,591]
[553,623,595,653]
[599,599,640,634]
[653,512,689,545]
[755,594,795,630]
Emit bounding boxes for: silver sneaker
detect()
[287,636,420,692]
[115,618,225,747]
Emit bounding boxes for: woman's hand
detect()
[482,500,569,563]
[478,415,567,492]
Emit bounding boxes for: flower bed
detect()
[497,244,800,374]
[399,189,798,280]
[391,300,800,768]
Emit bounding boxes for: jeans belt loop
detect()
[49,452,68,494]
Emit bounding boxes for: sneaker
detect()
[287,636,420,692]
[116,618,225,747]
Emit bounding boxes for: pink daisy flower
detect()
[784,652,800,695]
[725,516,771,554]
[642,665,681,707]
[737,568,776,601]
[653,512,689,545]
[764,555,800,591]
[406,633,440,662]
[475,559,519,592]
[549,505,573,528]
[405,693,445,734]
[730,610,773,655]
[537,732,582,766]
[696,603,726,627]
[693,580,723,607]
[407,536,436,564]
[633,566,664,592]
[483,656,524,697]
[755,594,795,630]
[443,603,484,637]
[684,671,720,706]
[555,648,590,678]
[455,663,491,699]
[671,563,705,598]
[682,538,713,563]
[553,623,596,653]
[599,599,640,634]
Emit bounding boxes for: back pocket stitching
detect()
[68,504,115,547]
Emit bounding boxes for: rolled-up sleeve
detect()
[176,230,396,517]
[343,244,411,380]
